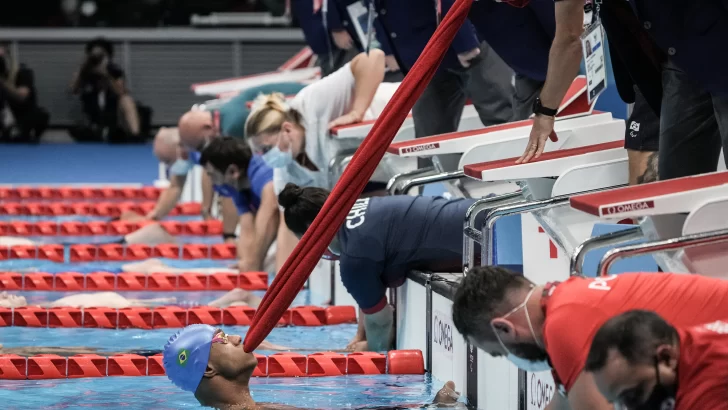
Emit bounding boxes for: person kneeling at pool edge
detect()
[164,324,463,409]
[278,183,490,353]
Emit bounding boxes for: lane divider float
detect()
[0,242,239,262]
[0,219,223,236]
[0,271,268,291]
[0,201,200,217]
[0,349,424,380]
[0,186,161,201]
[0,305,357,329]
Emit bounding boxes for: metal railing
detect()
[569,226,643,276]
[597,228,728,276]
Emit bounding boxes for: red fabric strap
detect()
[243,0,475,352]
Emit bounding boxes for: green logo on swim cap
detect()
[178,349,189,366]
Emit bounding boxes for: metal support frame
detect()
[387,167,436,195]
[398,170,465,196]
[462,191,524,274]
[569,226,643,276]
[598,228,728,277]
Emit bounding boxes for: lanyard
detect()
[583,0,602,26]
[435,0,442,26]
[365,0,376,53]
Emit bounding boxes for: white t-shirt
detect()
[272,63,401,194]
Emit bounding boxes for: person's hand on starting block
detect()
[434,381,465,406]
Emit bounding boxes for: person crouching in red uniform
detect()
[586,310,728,410]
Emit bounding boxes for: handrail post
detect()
[597,228,728,276]
[569,226,643,276]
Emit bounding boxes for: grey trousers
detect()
[512,74,544,121]
[659,58,728,180]
[412,40,515,172]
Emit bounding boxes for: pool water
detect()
[0,374,444,409]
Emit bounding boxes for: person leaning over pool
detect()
[164,325,463,409]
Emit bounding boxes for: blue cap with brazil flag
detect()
[163,324,216,392]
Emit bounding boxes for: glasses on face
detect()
[250,132,282,155]
[212,330,229,345]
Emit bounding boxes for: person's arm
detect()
[275,215,298,272]
[249,183,279,271]
[441,0,481,67]
[200,172,215,220]
[221,197,239,242]
[328,50,386,128]
[566,371,613,410]
[0,67,32,103]
[146,174,186,220]
[545,391,572,410]
[236,212,256,270]
[517,0,584,163]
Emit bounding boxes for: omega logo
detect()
[433,314,453,353]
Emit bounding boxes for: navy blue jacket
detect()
[629,0,728,97]
[290,0,342,56]
[366,0,481,73]
[468,0,555,82]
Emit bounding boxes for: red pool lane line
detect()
[0,349,424,380]
[0,272,269,292]
[0,243,240,262]
[0,305,358,329]
[0,186,162,201]
[0,202,201,216]
[0,220,223,236]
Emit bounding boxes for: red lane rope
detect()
[0,186,161,201]
[0,349,423,379]
[0,305,357,329]
[0,271,268,291]
[0,243,238,261]
[243,0,474,352]
[0,202,201,217]
[0,220,222,236]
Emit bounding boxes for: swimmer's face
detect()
[205,329,259,381]
[591,346,678,408]
[0,292,27,308]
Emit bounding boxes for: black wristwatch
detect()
[533,97,558,117]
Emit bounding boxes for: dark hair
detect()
[199,137,253,174]
[452,266,531,342]
[585,310,678,372]
[85,37,114,57]
[278,183,329,236]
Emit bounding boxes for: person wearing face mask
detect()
[277,183,489,352]
[199,138,280,273]
[244,50,392,196]
[586,310,728,410]
[451,266,728,410]
[164,324,463,409]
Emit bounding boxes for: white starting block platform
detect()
[570,170,728,276]
[191,67,321,97]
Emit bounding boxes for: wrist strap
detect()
[223,233,237,240]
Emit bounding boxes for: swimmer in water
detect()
[277,183,489,352]
[0,287,261,309]
[164,325,464,409]
[0,221,176,247]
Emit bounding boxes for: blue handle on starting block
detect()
[582,224,658,277]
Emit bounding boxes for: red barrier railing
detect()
[0,220,222,236]
[0,349,424,380]
[0,201,201,217]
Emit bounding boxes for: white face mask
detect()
[492,287,551,372]
[169,158,194,176]
[505,353,551,372]
[262,146,293,169]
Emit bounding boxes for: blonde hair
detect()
[244,92,303,139]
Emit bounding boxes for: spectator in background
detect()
[69,37,151,143]
[0,46,49,143]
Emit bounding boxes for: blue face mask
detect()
[262,146,293,169]
[169,158,194,176]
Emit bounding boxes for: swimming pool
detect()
[0,196,449,409]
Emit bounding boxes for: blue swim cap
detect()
[163,324,216,393]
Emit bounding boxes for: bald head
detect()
[153,127,180,165]
[178,110,216,151]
